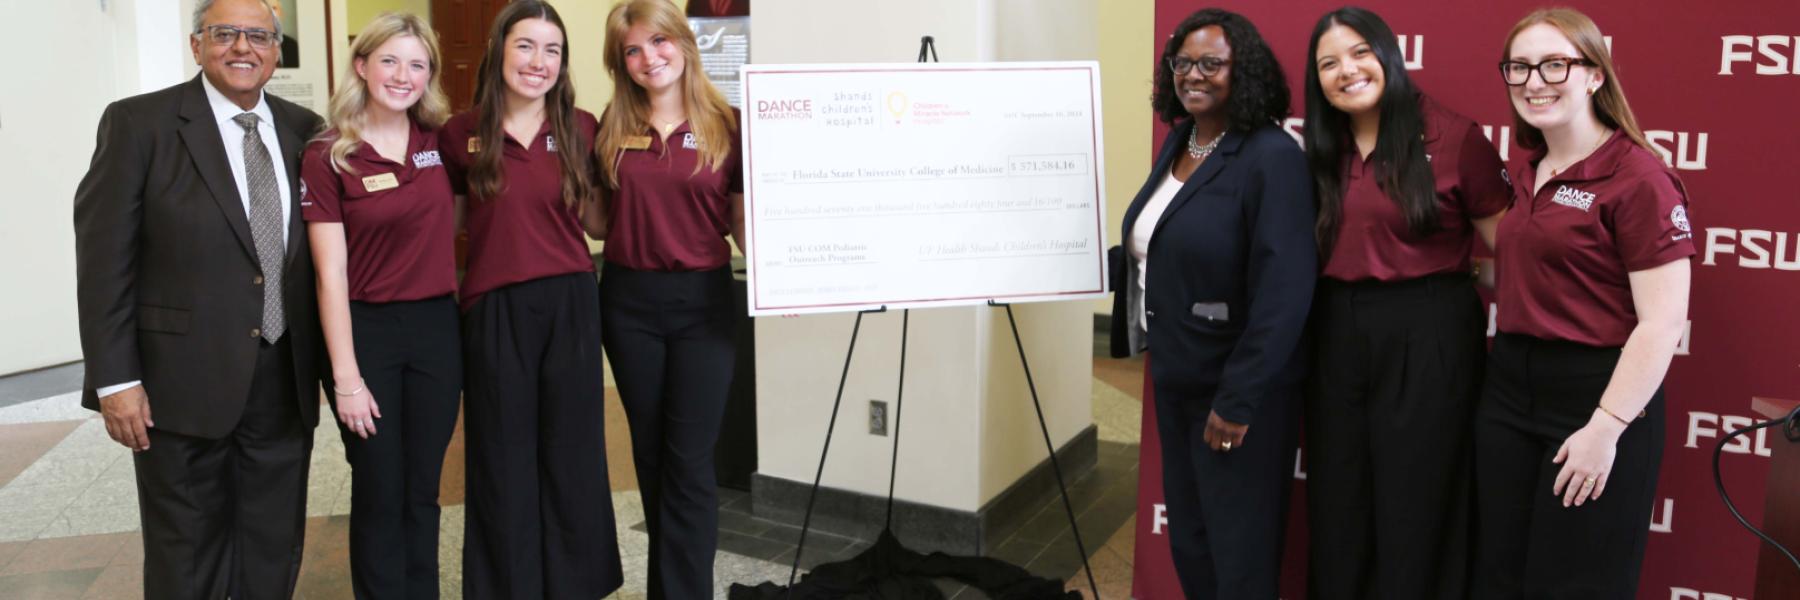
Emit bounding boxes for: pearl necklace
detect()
[1187,126,1225,159]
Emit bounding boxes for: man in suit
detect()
[73,0,322,596]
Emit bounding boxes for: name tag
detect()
[467,137,482,154]
[682,133,698,150]
[1191,302,1229,322]
[362,172,400,192]
[623,135,653,150]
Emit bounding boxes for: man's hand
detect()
[100,385,154,451]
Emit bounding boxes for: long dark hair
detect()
[1152,8,1290,130]
[1302,6,1438,256]
[468,1,592,206]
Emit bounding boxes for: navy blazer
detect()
[1109,122,1317,425]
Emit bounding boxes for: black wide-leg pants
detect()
[1472,333,1665,599]
[332,295,462,600]
[1155,376,1299,600]
[599,263,737,600]
[461,273,623,599]
[134,337,312,600]
[1305,274,1485,600]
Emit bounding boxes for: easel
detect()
[782,35,1102,600]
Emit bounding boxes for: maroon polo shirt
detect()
[1322,96,1511,281]
[1495,131,1696,347]
[299,120,458,303]
[602,111,743,272]
[440,110,599,310]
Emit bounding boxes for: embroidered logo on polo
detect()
[1671,205,1693,241]
[412,150,442,168]
[1499,168,1511,186]
[682,133,698,150]
[1550,185,1596,212]
[546,136,557,152]
[299,180,310,207]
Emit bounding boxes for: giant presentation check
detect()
[741,62,1107,315]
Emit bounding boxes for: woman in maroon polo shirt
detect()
[1299,8,1510,598]
[301,13,460,599]
[587,1,744,597]
[1474,8,1694,598]
[437,2,622,598]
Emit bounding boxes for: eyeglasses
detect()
[1499,57,1594,86]
[1168,56,1230,78]
[196,24,278,50]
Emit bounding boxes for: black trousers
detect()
[1472,333,1665,599]
[1306,274,1484,600]
[330,296,462,600]
[461,273,623,599]
[1154,376,1299,600]
[599,263,737,600]
[135,337,312,600]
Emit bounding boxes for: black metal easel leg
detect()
[788,307,885,591]
[884,309,910,529]
[993,300,1101,599]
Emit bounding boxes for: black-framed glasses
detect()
[1499,57,1594,85]
[1168,56,1230,78]
[196,24,278,49]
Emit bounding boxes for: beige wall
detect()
[345,0,431,35]
[1096,0,1154,316]
[0,0,193,376]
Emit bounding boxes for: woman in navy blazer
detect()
[1109,8,1316,598]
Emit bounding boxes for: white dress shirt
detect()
[98,76,295,399]
[1130,171,1183,332]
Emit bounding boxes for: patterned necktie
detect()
[232,113,286,343]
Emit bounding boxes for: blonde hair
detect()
[1501,7,1652,154]
[320,12,449,173]
[597,0,737,189]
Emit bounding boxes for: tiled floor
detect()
[0,347,1148,599]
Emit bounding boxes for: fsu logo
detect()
[1719,35,1800,75]
[1671,205,1691,233]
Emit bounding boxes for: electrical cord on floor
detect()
[1713,402,1800,576]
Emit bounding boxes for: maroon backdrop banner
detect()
[1136,2,1800,599]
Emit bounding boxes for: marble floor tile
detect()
[0,567,103,600]
[0,532,128,576]
[79,563,141,600]
[0,509,58,544]
[38,503,144,539]
[0,539,30,574]
[0,421,83,487]
[1092,377,1142,445]
[0,392,89,426]
[0,354,1149,600]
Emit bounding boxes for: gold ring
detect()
[1582,477,1596,487]
[1222,441,1233,451]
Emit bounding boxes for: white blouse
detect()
[1129,170,1184,331]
